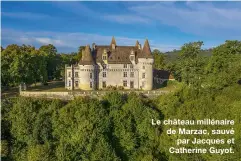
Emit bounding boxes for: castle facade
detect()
[65,37,154,90]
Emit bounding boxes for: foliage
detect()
[205,40,241,89]
[106,85,117,90]
[105,85,125,91]
[172,40,241,90]
[2,40,241,161]
[2,93,166,160]
[74,46,85,61]
[152,49,166,70]
[157,84,241,161]
[1,44,76,87]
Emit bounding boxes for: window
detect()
[142,73,145,79]
[75,72,78,77]
[103,55,107,60]
[90,73,93,79]
[130,81,134,88]
[102,81,106,88]
[68,81,71,87]
[130,64,133,68]
[68,72,71,77]
[143,66,145,69]
[142,81,145,88]
[103,72,106,78]
[123,72,127,77]
[123,80,127,87]
[90,82,92,88]
[130,56,134,61]
[75,81,79,87]
[130,72,134,77]
[124,64,127,68]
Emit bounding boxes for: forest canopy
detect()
[1,40,241,161]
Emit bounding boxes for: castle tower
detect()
[79,45,96,90]
[138,39,154,90]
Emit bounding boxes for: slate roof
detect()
[110,36,117,46]
[80,37,153,65]
[79,45,95,65]
[139,39,153,58]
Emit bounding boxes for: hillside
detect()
[164,49,213,62]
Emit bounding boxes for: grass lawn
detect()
[27,81,67,92]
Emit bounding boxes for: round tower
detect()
[138,39,154,90]
[79,45,96,90]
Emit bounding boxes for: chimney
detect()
[131,50,134,55]
[92,43,96,50]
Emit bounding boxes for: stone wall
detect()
[20,90,169,100]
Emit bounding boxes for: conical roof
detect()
[110,36,117,46]
[79,45,95,65]
[140,39,152,58]
[135,40,139,47]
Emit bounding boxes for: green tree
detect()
[74,46,85,62]
[205,40,241,89]
[1,44,21,86]
[39,44,58,80]
[179,41,204,59]
[174,41,206,87]
[52,97,117,160]
[153,49,166,69]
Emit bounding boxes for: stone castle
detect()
[65,37,154,90]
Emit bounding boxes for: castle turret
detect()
[79,45,95,65]
[138,39,154,90]
[79,45,96,90]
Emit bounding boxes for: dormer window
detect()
[130,56,134,61]
[138,44,141,49]
[124,64,127,68]
[103,55,107,60]
[103,64,106,69]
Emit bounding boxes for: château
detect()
[65,37,154,90]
